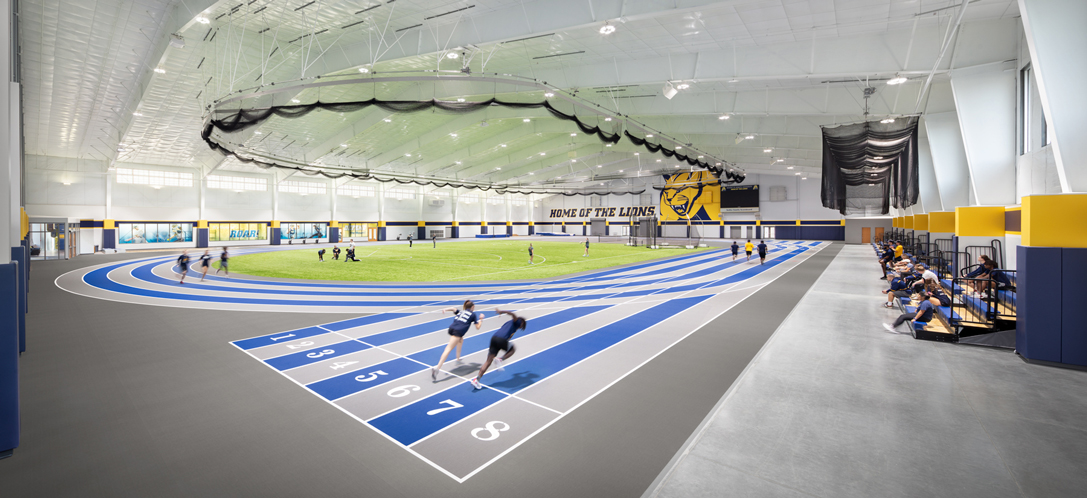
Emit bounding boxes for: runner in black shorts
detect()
[731,241,740,261]
[177,250,190,284]
[216,247,229,276]
[744,240,754,262]
[757,240,768,265]
[528,243,534,265]
[471,310,527,389]
[198,249,212,281]
[583,238,590,257]
[432,299,484,380]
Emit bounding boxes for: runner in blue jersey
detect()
[470,310,527,390]
[757,240,768,265]
[731,241,740,261]
[432,300,484,380]
[176,250,190,284]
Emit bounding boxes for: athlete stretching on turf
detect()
[471,309,526,390]
[432,300,484,380]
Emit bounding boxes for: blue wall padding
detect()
[528,225,534,235]
[0,263,20,454]
[452,226,460,238]
[102,229,116,249]
[270,228,281,245]
[1016,246,1063,363]
[10,247,26,354]
[1061,248,1087,366]
[417,226,426,240]
[377,227,386,241]
[329,227,339,243]
[196,228,209,248]
[506,225,513,236]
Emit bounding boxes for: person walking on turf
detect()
[216,247,229,276]
[744,240,754,262]
[583,238,590,257]
[731,241,740,261]
[470,309,527,390]
[177,250,191,284]
[408,233,413,248]
[433,300,484,380]
[198,250,212,281]
[432,234,437,248]
[757,240,768,265]
[528,243,535,265]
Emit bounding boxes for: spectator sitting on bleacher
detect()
[878,244,896,280]
[963,255,995,295]
[883,290,935,334]
[881,264,925,308]
[968,260,1013,298]
[928,280,952,308]
[894,241,905,261]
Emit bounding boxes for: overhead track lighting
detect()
[887,76,908,85]
[599,24,616,35]
[675,83,690,90]
[662,82,678,100]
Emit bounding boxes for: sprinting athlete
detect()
[198,250,212,281]
[731,241,740,261]
[757,240,768,265]
[433,300,484,380]
[583,238,590,257]
[470,310,527,390]
[528,243,534,265]
[216,247,229,275]
[744,240,754,262]
[177,250,190,284]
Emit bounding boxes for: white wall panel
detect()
[923,112,971,210]
[950,64,1018,206]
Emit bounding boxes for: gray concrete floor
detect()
[650,244,1087,498]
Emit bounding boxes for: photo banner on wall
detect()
[658,172,721,222]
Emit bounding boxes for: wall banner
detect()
[659,172,721,222]
[547,206,657,220]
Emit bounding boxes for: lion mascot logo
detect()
[660,172,718,221]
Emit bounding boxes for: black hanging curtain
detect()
[820,118,919,215]
[202,97,736,182]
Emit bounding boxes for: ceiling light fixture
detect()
[745,135,754,140]
[570,133,577,137]
[154,68,165,74]
[384,118,392,122]
[887,76,908,85]
[719,115,729,120]
[496,167,502,170]
[604,117,612,121]
[359,67,369,73]
[450,133,457,137]
[500,144,507,147]
[446,52,459,59]
[606,144,612,147]
[529,172,534,175]
[880,118,895,124]
[539,152,545,155]
[456,98,465,102]
[764,149,772,153]
[656,159,662,162]
[405,153,412,157]
[62,182,71,186]
[676,83,690,90]
[646,134,653,138]
[196,17,210,24]
[662,82,678,100]
[634,152,639,156]
[674,165,680,168]
[544,92,554,98]
[253,131,262,135]
[676,146,682,149]
[787,166,794,170]
[455,161,462,164]
[599,24,616,35]
[795,172,801,175]
[597,165,602,168]
[874,156,884,160]
[777,159,784,162]
[523,118,531,122]
[291,99,300,103]
[132,112,143,116]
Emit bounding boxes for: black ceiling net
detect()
[203,98,739,181]
[820,117,919,215]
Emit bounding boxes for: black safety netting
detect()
[201,97,738,185]
[820,117,919,215]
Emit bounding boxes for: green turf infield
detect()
[223,240,713,282]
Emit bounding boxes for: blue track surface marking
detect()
[369,296,710,446]
[264,339,373,371]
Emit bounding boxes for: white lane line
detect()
[402,245,824,465]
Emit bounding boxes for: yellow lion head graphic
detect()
[662,172,707,219]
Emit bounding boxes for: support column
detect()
[451,190,460,238]
[102,219,116,249]
[195,220,209,248]
[917,134,944,213]
[1017,194,1087,366]
[1019,0,1087,192]
[269,220,281,245]
[950,64,1017,206]
[923,113,971,210]
[1,0,22,459]
[377,183,386,241]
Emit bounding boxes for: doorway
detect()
[875,227,885,243]
[367,227,378,241]
[68,223,80,258]
[29,222,64,260]
[862,227,871,243]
